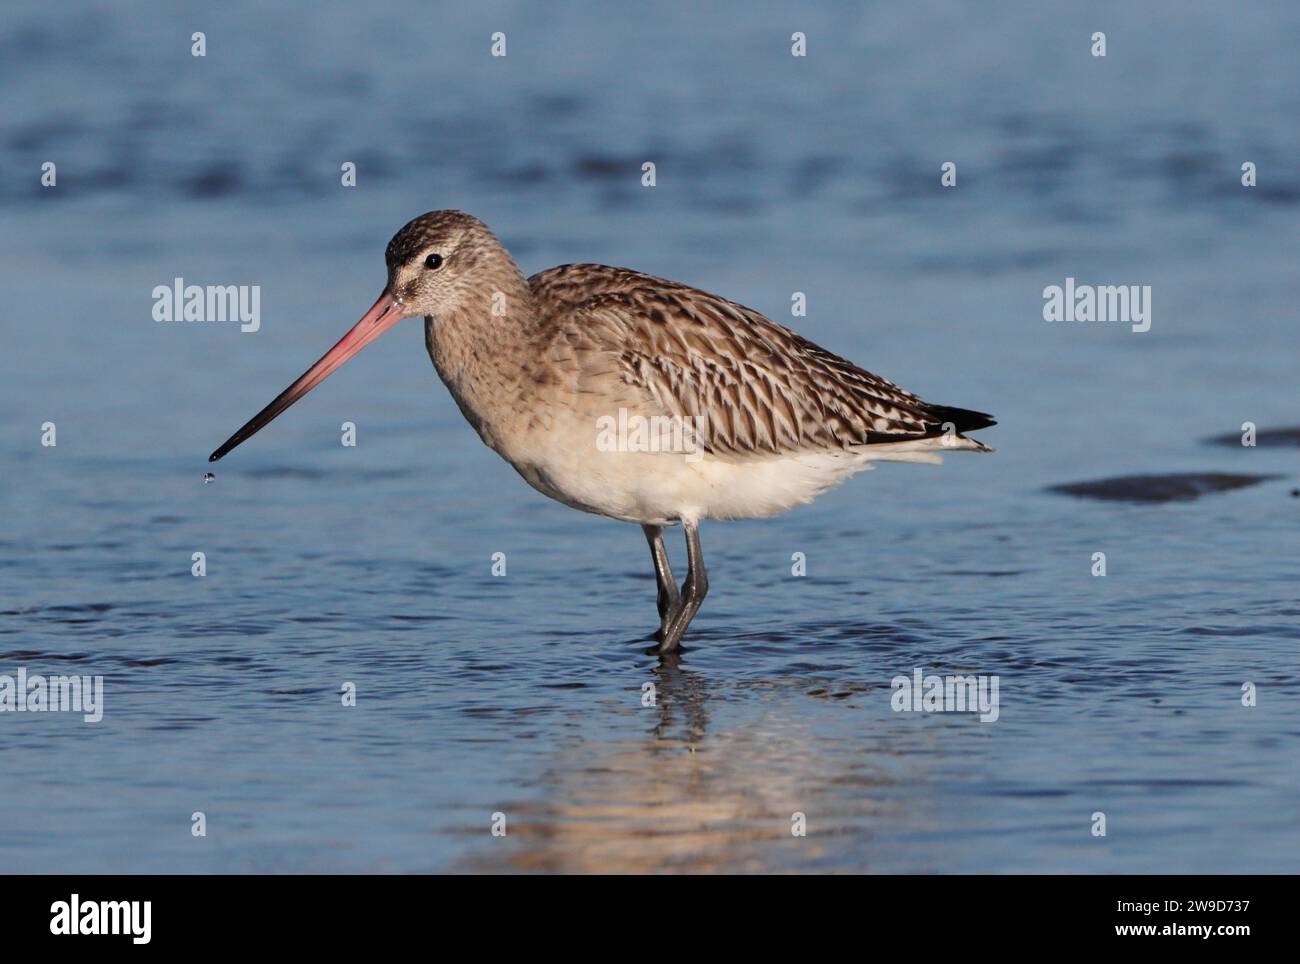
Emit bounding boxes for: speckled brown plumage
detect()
[526,263,993,458]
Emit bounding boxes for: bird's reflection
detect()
[646,649,711,744]
[474,639,897,873]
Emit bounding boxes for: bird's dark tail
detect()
[926,404,997,435]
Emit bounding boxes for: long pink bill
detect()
[208,291,403,462]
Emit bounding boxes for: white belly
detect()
[508,436,959,526]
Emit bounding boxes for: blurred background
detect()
[2,1,1297,872]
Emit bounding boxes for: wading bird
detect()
[210,211,995,652]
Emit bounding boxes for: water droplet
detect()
[203,472,216,484]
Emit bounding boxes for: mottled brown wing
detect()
[531,264,990,458]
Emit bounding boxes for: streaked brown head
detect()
[384,210,518,320]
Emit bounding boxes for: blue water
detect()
[2,0,1298,873]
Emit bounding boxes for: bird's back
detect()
[527,263,994,460]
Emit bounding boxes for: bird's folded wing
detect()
[541,268,960,459]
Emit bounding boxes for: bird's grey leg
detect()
[658,520,708,654]
[643,524,680,637]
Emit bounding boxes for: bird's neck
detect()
[424,267,537,447]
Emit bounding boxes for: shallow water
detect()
[2,0,1298,873]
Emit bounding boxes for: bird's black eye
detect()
[424,253,444,270]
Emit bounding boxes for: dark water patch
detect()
[572,155,636,181]
[805,686,866,700]
[1204,426,1300,449]
[937,569,1027,578]
[1185,624,1300,638]
[176,622,274,636]
[530,93,585,118]
[814,621,929,643]
[0,650,93,661]
[182,163,245,199]
[778,659,855,675]
[1253,184,1300,206]
[1088,778,1248,789]
[988,787,1075,798]
[147,717,217,731]
[1049,472,1281,503]
[7,117,82,151]
[43,603,115,614]
[789,154,845,194]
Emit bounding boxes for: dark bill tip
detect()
[205,290,401,465]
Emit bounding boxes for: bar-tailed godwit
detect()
[210,211,995,652]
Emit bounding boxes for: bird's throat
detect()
[423,279,536,452]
